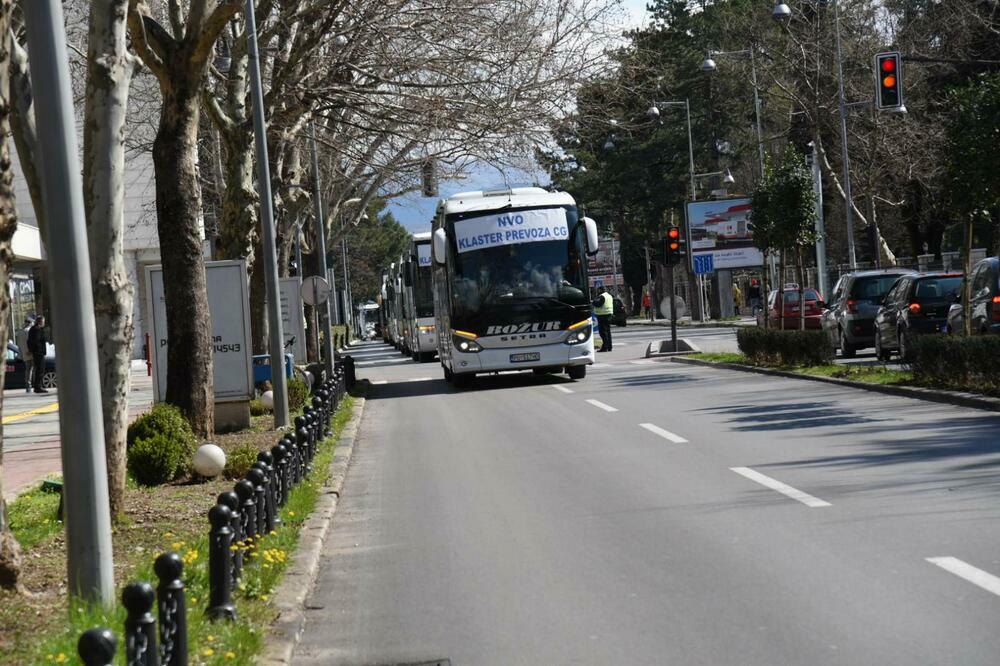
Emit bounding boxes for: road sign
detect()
[693,254,714,275]
[301,275,331,305]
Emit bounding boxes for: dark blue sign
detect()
[693,254,715,275]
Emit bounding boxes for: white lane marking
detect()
[586,399,618,413]
[638,423,688,443]
[630,360,656,365]
[552,385,575,394]
[927,557,1000,598]
[729,467,831,508]
[371,380,388,385]
[356,357,411,367]
[408,377,433,382]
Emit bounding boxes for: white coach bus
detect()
[431,187,600,388]
[402,232,437,361]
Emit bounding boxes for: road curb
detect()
[670,356,1000,413]
[261,389,367,665]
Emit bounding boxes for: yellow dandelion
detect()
[163,531,174,538]
[190,596,198,604]
[171,541,185,551]
[202,647,215,657]
[288,511,295,517]
[225,652,237,659]
[206,635,216,642]
[55,654,67,664]
[261,594,269,601]
[270,530,277,536]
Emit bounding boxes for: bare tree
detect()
[0,0,24,590]
[83,0,136,518]
[127,0,242,436]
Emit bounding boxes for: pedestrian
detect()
[748,279,762,316]
[14,316,33,393]
[592,286,613,352]
[642,291,652,321]
[27,315,48,394]
[732,283,743,315]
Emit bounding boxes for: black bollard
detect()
[281,434,296,498]
[122,582,159,666]
[296,424,310,481]
[154,552,188,666]
[257,452,278,529]
[78,627,117,666]
[217,491,242,586]
[253,460,276,534]
[271,443,287,506]
[206,504,237,621]
[235,479,256,542]
[343,355,355,390]
[247,467,267,537]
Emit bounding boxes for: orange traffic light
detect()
[662,226,686,265]
[875,52,903,110]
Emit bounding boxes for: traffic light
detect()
[662,226,686,265]
[875,52,903,111]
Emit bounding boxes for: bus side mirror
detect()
[432,228,447,265]
[582,217,599,256]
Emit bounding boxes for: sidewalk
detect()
[628,315,758,328]
[2,361,154,500]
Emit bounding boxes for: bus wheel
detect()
[567,365,586,380]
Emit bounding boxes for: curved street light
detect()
[700,57,717,73]
[772,3,792,22]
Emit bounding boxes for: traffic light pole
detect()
[668,266,677,352]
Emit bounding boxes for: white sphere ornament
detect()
[193,444,226,478]
[261,390,274,410]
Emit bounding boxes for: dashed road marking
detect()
[638,423,688,443]
[552,385,574,394]
[586,399,618,413]
[730,467,831,508]
[629,360,656,365]
[927,557,1000,598]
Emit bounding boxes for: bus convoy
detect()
[380,187,601,387]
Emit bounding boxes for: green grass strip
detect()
[33,392,357,665]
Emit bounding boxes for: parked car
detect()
[821,269,916,357]
[945,256,1000,336]
[757,287,824,329]
[874,272,963,361]
[5,341,57,390]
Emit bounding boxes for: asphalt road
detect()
[294,325,1000,665]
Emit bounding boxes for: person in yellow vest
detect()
[592,286,614,352]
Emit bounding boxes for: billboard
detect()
[686,198,763,270]
[587,235,623,288]
[146,260,254,403]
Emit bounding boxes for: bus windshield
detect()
[414,265,433,317]
[448,206,588,320]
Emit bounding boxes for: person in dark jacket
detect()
[27,316,48,393]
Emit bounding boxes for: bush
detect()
[127,433,186,486]
[911,335,1000,393]
[224,443,260,479]
[287,378,310,411]
[737,328,834,367]
[249,399,270,416]
[127,404,197,477]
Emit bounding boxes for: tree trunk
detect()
[0,0,24,588]
[153,90,214,437]
[83,0,134,519]
[8,35,44,240]
[216,130,257,263]
[249,238,267,354]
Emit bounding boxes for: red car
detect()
[757,287,824,330]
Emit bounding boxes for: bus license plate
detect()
[510,352,540,363]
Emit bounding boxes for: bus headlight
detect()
[565,326,592,345]
[452,334,482,353]
[418,325,435,334]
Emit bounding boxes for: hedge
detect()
[910,335,1000,394]
[737,328,835,367]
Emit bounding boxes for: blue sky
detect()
[388,0,650,233]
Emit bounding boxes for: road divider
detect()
[926,557,1000,598]
[585,399,618,412]
[638,423,688,443]
[730,467,831,508]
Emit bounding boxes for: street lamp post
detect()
[246,0,289,427]
[647,99,696,200]
[773,0,857,268]
[700,49,766,177]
